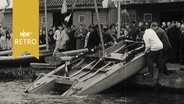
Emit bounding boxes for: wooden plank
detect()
[59,56,74,61]
[0,50,12,56]
[30,63,57,69]
[55,78,74,85]
[70,60,96,78]
[103,53,125,61]
[56,48,88,57]
[44,56,63,66]
[45,56,74,66]
[82,62,112,82]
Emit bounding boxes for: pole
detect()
[94,0,105,55]
[117,0,121,39]
[44,0,49,51]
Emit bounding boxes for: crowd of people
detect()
[39,22,147,54]
[0,25,12,50]
[161,21,184,64]
[1,20,184,85]
[1,20,184,65]
[141,21,184,85]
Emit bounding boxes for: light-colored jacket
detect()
[57,29,69,49]
[143,29,163,52]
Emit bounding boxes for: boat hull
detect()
[26,40,147,96]
[0,51,52,66]
[63,53,147,96]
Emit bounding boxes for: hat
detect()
[103,25,108,29]
[181,24,184,31]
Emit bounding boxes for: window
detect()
[144,13,152,22]
[78,15,85,23]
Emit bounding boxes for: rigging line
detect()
[122,0,127,102]
[125,10,132,25]
[124,5,137,24]
[121,1,135,27]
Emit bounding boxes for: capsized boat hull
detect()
[61,43,146,96]
[25,41,126,94]
[25,40,146,96]
[0,44,47,56]
[66,54,146,96]
[0,50,52,66]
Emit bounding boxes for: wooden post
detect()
[44,0,49,51]
[94,0,105,55]
[117,0,121,39]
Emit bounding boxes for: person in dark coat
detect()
[86,25,100,51]
[74,24,87,49]
[179,24,184,65]
[151,22,172,75]
[48,29,55,49]
[39,29,46,45]
[161,22,167,31]
[66,26,76,50]
[102,26,116,44]
[167,21,181,63]
[129,21,140,41]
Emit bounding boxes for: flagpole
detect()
[44,0,49,51]
[65,0,77,27]
[94,0,105,55]
[117,0,121,39]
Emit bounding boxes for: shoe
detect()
[143,72,153,78]
[143,72,150,76]
[164,70,170,76]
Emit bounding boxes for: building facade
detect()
[1,0,184,29]
[126,1,184,24]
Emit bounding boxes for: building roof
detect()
[39,0,103,8]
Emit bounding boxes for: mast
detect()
[117,0,121,39]
[94,0,105,55]
[44,0,49,51]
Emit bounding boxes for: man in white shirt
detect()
[141,25,164,84]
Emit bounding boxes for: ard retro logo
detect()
[13,0,39,59]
